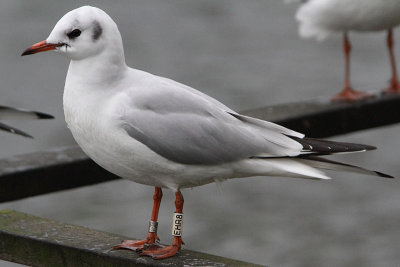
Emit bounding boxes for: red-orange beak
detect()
[21,40,64,56]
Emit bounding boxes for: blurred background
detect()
[0,1,399,266]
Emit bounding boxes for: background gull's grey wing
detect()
[0,106,53,138]
[0,121,32,138]
[121,83,304,165]
[0,106,54,121]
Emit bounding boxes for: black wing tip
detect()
[0,122,33,138]
[1,128,33,138]
[19,132,34,139]
[363,144,377,151]
[9,128,33,138]
[374,171,394,179]
[34,112,54,119]
[0,106,54,119]
[294,136,378,154]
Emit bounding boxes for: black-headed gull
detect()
[21,6,391,259]
[0,105,53,138]
[291,0,400,101]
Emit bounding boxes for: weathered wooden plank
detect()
[0,210,263,267]
[1,93,399,203]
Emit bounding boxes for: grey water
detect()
[0,1,399,266]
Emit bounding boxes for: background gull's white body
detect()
[289,0,400,100]
[295,0,400,40]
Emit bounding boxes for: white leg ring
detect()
[172,212,183,237]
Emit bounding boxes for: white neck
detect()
[66,45,128,90]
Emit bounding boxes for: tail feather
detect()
[294,0,332,41]
[296,156,394,179]
[255,158,331,180]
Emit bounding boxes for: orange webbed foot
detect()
[383,82,400,94]
[332,87,373,102]
[113,232,160,251]
[140,237,183,259]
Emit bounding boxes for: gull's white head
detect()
[22,6,124,62]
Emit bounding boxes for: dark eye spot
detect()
[92,21,103,41]
[67,29,81,39]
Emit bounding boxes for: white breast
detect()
[64,85,158,184]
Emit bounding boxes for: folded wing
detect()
[121,82,304,165]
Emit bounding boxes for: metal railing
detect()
[0,93,399,266]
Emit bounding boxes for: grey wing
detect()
[121,88,304,165]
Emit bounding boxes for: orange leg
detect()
[140,191,185,259]
[113,187,162,251]
[332,32,372,102]
[384,29,400,94]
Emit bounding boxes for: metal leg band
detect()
[149,220,158,233]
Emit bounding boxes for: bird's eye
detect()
[67,29,81,39]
